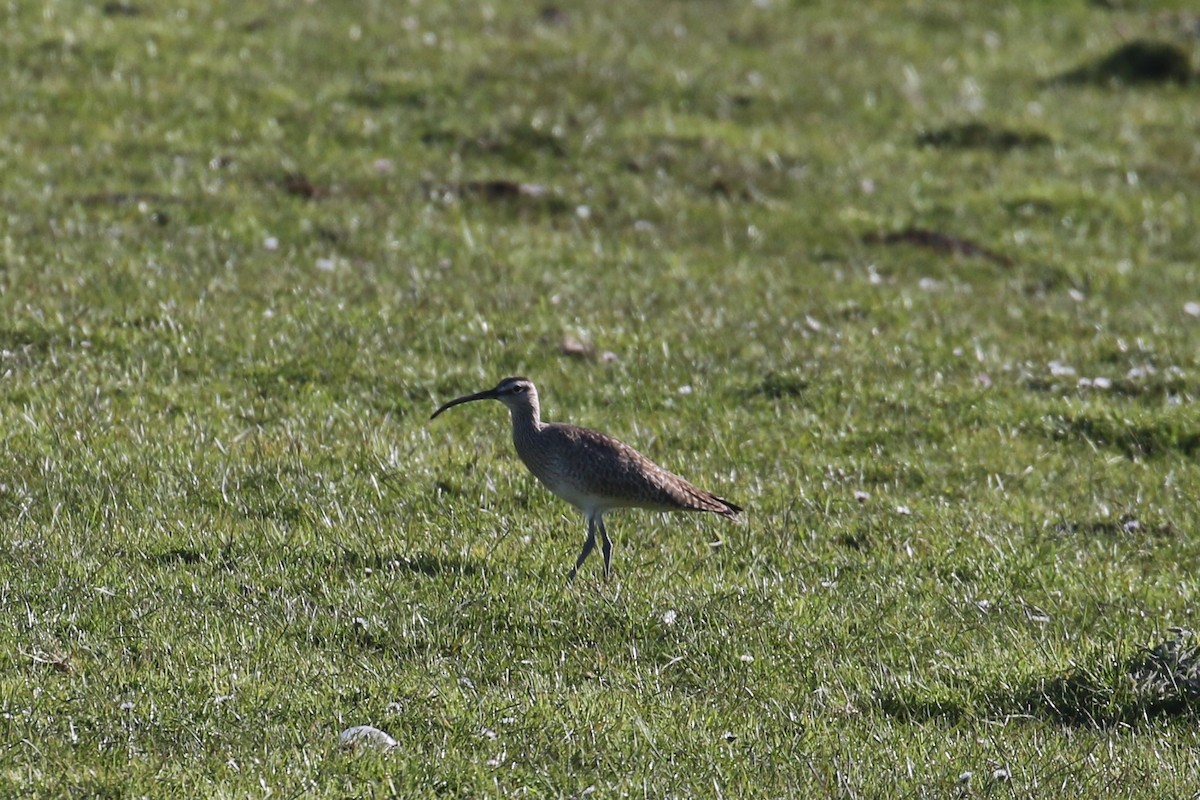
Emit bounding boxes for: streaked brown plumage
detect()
[431,377,742,580]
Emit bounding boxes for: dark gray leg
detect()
[598,515,613,579]
[568,515,597,583]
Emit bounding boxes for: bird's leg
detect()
[598,515,613,580]
[568,514,597,583]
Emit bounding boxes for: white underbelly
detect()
[541,476,612,514]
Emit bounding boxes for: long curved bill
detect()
[430,388,499,420]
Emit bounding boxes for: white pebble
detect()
[339,725,398,751]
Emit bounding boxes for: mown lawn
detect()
[2,0,1199,796]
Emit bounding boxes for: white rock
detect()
[339,725,398,751]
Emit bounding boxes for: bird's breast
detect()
[511,430,603,513]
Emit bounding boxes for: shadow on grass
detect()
[862,227,1013,267]
[137,545,479,578]
[145,547,208,565]
[422,179,571,216]
[739,371,809,400]
[1045,411,1200,459]
[1049,40,1194,86]
[876,691,969,723]
[337,549,481,577]
[1019,632,1200,725]
[419,122,568,163]
[877,631,1200,727]
[1049,517,1177,540]
[916,122,1051,152]
[0,324,60,355]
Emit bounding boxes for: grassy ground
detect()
[2,0,1200,796]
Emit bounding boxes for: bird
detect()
[430,376,742,580]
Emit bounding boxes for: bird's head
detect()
[430,376,539,420]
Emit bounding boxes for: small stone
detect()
[1126,365,1153,380]
[339,725,398,751]
[560,335,593,358]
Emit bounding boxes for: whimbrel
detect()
[431,377,742,580]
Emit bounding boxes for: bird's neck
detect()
[508,399,544,444]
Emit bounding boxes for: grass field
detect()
[2,0,1200,796]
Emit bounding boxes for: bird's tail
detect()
[710,494,743,517]
[683,485,742,517]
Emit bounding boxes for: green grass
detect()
[3,0,1200,795]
